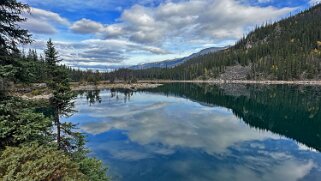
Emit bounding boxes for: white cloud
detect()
[21,8,70,34]
[310,0,321,5]
[70,0,293,45]
[26,38,170,69]
[102,24,124,38]
[70,18,104,34]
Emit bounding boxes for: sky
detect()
[20,0,320,70]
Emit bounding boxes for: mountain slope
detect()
[108,3,321,81]
[129,47,225,70]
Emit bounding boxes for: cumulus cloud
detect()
[102,24,124,38]
[70,18,104,34]
[21,8,70,34]
[70,0,293,45]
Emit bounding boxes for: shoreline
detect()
[138,80,321,85]
[12,80,321,100]
[71,83,163,91]
[13,83,163,100]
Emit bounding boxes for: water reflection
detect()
[146,83,321,152]
[110,88,134,103]
[78,90,102,105]
[65,84,321,181]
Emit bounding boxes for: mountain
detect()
[129,47,226,70]
[108,3,321,81]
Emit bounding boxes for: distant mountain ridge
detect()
[129,47,226,70]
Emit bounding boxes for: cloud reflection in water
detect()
[65,90,321,181]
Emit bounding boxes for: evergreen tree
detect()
[44,39,76,150]
[0,98,52,148]
[0,0,31,96]
[0,0,31,59]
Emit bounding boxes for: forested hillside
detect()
[107,3,321,81]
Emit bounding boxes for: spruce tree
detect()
[44,39,76,150]
[0,0,31,62]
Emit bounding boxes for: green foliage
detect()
[0,65,17,79]
[0,98,52,148]
[0,143,86,181]
[0,97,109,180]
[78,157,109,181]
[44,39,76,151]
[50,66,76,116]
[45,39,61,66]
[0,0,31,59]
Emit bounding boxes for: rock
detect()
[219,65,251,80]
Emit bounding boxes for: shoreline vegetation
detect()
[12,79,321,100]
[11,82,163,100]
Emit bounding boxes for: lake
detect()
[64,83,321,181]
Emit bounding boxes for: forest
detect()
[0,1,108,180]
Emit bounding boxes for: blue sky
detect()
[21,0,318,70]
